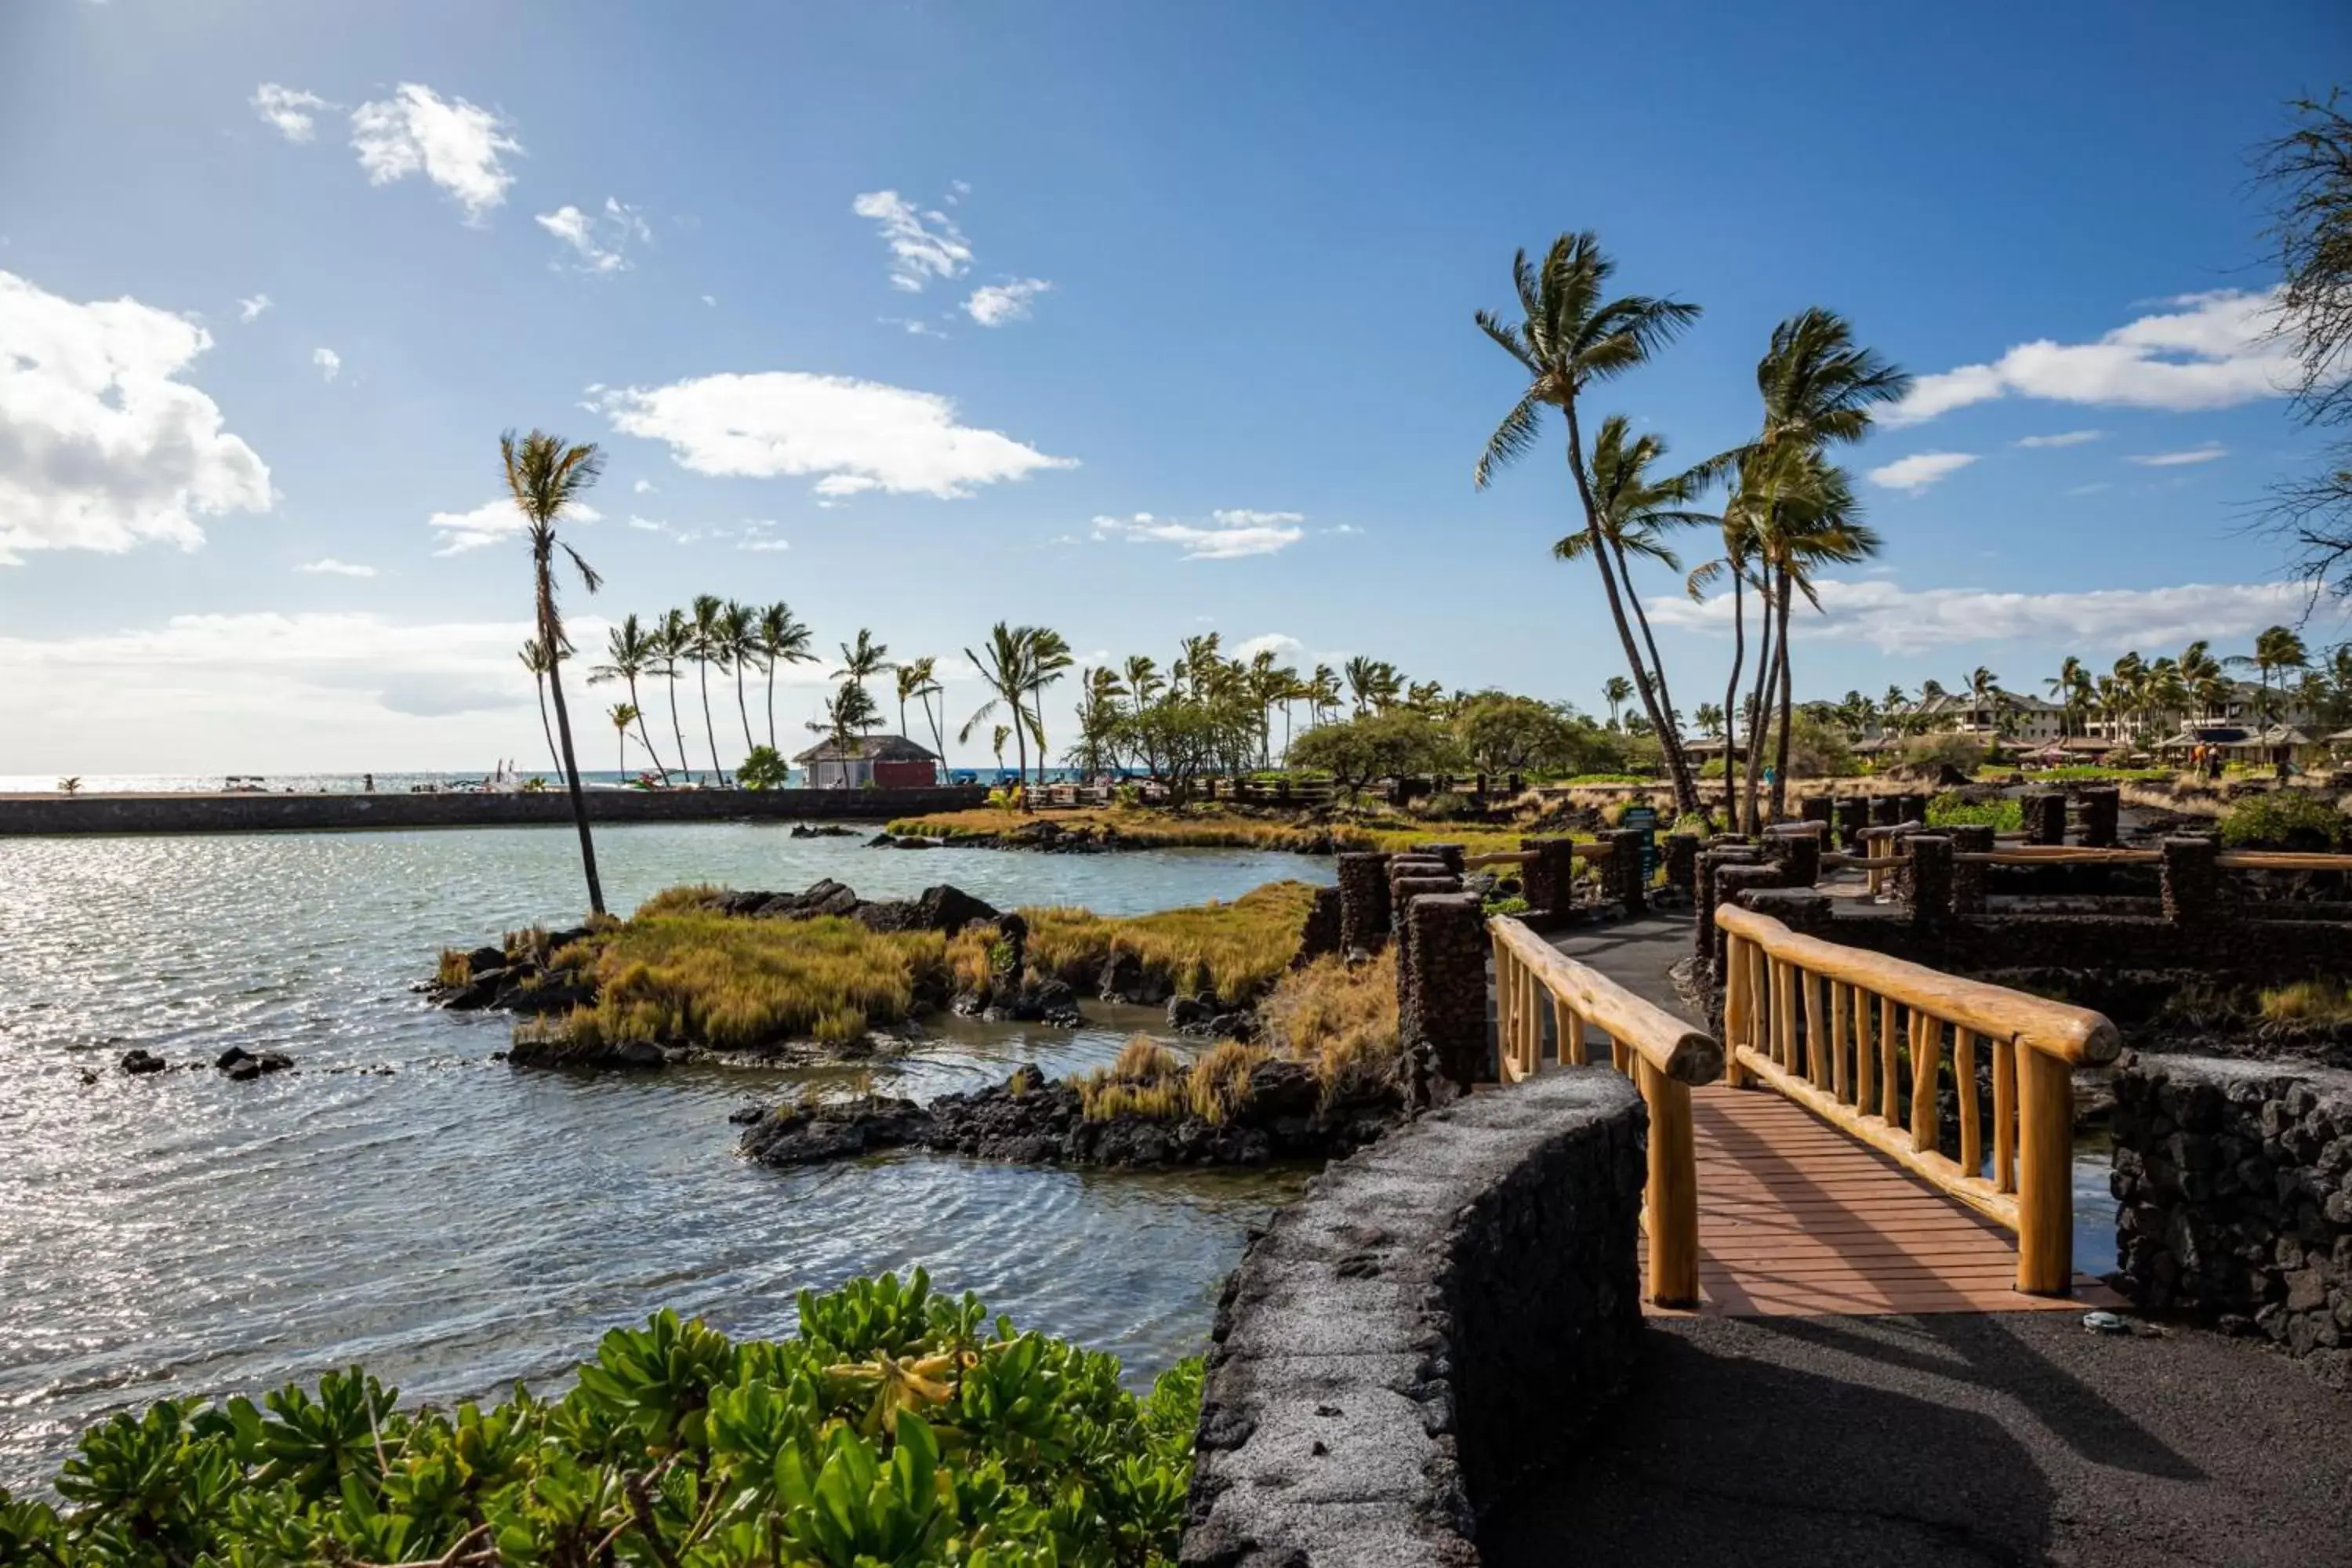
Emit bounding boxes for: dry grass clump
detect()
[1187,1039,1269,1123]
[887,803,1539,857]
[1260,950,1403,1102]
[1023,881,1321,1006]
[436,948,473,989]
[553,911,955,1051]
[2259,979,2352,1028]
[1076,1036,1188,1121]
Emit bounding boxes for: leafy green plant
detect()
[2218,790,2347,850]
[736,745,789,790]
[1925,793,2023,832]
[56,776,82,796]
[6,1272,1200,1568]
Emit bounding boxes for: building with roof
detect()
[790,735,942,789]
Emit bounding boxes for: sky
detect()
[1,0,2348,774]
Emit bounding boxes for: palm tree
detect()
[608,702,639,779]
[1967,666,2001,733]
[755,602,816,750]
[1755,452,1882,817]
[834,629,893,694]
[500,429,607,916]
[1695,701,1726,740]
[1475,230,1708,812]
[1022,627,1073,793]
[2179,640,2226,724]
[2045,656,2086,740]
[1123,655,1164,709]
[1307,663,1341,726]
[720,601,764,756]
[518,637,562,779]
[652,608,695,785]
[962,623,1042,809]
[1733,310,1909,826]
[990,724,1011,773]
[1601,674,1634,728]
[808,681,882,753]
[1686,502,1762,793]
[2232,625,2312,728]
[688,593,731,785]
[897,655,946,762]
[590,614,670,782]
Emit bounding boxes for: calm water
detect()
[0,825,1330,1488]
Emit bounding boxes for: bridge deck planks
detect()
[1638,1082,2121,1317]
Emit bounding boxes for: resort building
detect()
[790,735,942,789]
[1883,688,2067,742]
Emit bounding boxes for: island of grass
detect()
[881,799,1574,858]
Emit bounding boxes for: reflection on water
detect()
[0,826,1329,1487]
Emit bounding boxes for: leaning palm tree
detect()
[2232,625,2312,728]
[518,637,563,779]
[1022,627,1074,793]
[1601,674,1633,729]
[590,614,670,782]
[909,656,948,764]
[2045,655,2087,741]
[687,593,731,784]
[755,602,816,749]
[833,629,893,692]
[652,608,695,785]
[962,622,1042,809]
[719,601,764,756]
[1756,452,1882,809]
[501,428,607,916]
[1307,663,1341,726]
[1475,230,1708,812]
[895,661,930,746]
[608,702,640,779]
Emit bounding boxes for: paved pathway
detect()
[1483,910,2352,1566]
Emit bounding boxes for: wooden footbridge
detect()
[1485,906,2122,1316]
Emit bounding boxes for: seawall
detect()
[0,786,989,837]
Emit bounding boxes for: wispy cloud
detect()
[851,189,971,292]
[350,84,522,223]
[2015,429,2103,448]
[236,293,272,324]
[964,278,1051,326]
[250,83,333,143]
[297,557,375,577]
[1866,451,1978,493]
[1886,289,2296,426]
[311,347,341,381]
[1091,509,1306,560]
[430,498,599,554]
[535,198,650,274]
[2127,443,2229,467]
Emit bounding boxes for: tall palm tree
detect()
[755,602,816,750]
[1734,309,1909,826]
[500,428,607,916]
[833,629,893,691]
[1307,663,1341,726]
[2178,640,2226,724]
[1601,674,1633,728]
[1022,627,1073,792]
[1755,452,1882,816]
[688,593,731,785]
[608,702,640,779]
[962,623,1041,809]
[1475,231,1708,812]
[1123,655,1164,710]
[2045,655,2086,741]
[2232,625,2312,728]
[590,613,670,782]
[1686,503,1762,790]
[1967,666,2001,733]
[652,608,694,785]
[518,637,563,779]
[897,655,946,762]
[718,601,765,756]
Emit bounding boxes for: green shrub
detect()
[1900,734,1988,775]
[1926,793,2023,832]
[2218,790,2347,851]
[2,1272,1198,1568]
[736,744,789,789]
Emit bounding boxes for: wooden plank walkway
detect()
[1639,1082,2121,1316]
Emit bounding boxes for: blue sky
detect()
[1,0,2346,772]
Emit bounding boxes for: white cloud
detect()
[851,190,971,292]
[297,557,375,577]
[2067,481,2114,495]
[1648,575,2314,655]
[1326,523,1364,535]
[964,278,1051,326]
[250,83,332,142]
[2015,429,2103,448]
[2127,443,2228,467]
[1091,508,1306,560]
[1886,289,2298,426]
[0,270,272,564]
[882,317,949,339]
[312,346,341,381]
[1235,633,1306,661]
[430,497,601,554]
[1865,451,1977,493]
[701,294,717,307]
[738,539,789,552]
[599,371,1076,499]
[535,197,649,274]
[236,293,272,324]
[632,478,655,494]
[349,84,521,223]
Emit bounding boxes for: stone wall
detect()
[0,785,988,837]
[2110,1052,2352,1385]
[1182,1070,1647,1566]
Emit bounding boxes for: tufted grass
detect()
[1022,880,1323,1007]
[887,802,1540,857]
[1259,950,1403,1102]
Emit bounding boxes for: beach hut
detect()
[792,735,942,789]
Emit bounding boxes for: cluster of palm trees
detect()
[2041,629,2328,742]
[1475,232,1907,831]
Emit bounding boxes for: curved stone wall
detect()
[1181,1070,1646,1567]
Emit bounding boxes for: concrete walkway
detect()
[1483,911,2352,1566]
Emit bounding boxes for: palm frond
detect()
[1475,392,1545,488]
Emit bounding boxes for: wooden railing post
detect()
[1639,1058,1700,1308]
[2014,1047,2074,1294]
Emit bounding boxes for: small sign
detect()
[1621,805,1660,883]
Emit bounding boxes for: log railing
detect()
[1461,842,1611,870]
[1714,902,2119,1294]
[1489,915,1723,1307]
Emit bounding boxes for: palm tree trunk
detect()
[1611,537,1684,745]
[1560,407,1697,815]
[1012,701,1031,812]
[1741,567,1779,833]
[666,678,691,786]
[626,676,669,782]
[764,666,779,751]
[534,676,562,780]
[1721,566,1747,823]
[734,666,757,755]
[698,662,725,786]
[1771,586,1796,822]
[539,602,605,917]
[618,726,626,779]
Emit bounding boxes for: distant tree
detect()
[1287,710,1461,800]
[687,594,731,785]
[518,637,563,780]
[590,613,670,782]
[607,701,640,778]
[756,602,816,750]
[1601,674,1634,728]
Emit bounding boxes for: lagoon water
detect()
[0,824,1330,1488]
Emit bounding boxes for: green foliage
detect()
[736,745,789,790]
[1926,793,2024,832]
[2031,764,2174,782]
[1482,894,1530,916]
[1286,710,1462,797]
[1450,694,1611,777]
[9,1272,1200,1568]
[2218,789,2348,850]
[1898,733,1989,775]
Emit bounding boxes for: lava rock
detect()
[1099,951,1174,1007]
[119,1048,168,1076]
[216,1046,294,1080]
[466,945,507,975]
[1169,995,1213,1030]
[507,1035,666,1071]
[739,1095,931,1166]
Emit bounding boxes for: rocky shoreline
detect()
[735,1056,1404,1171]
[866,818,1345,855]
